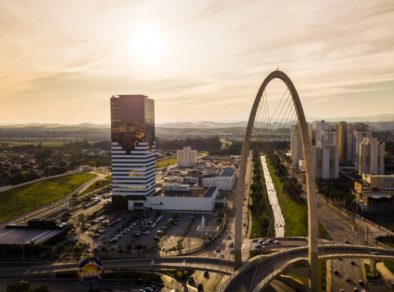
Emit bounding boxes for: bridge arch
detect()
[233,70,318,288]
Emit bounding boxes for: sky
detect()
[0,0,394,124]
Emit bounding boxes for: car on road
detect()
[254,243,262,249]
[333,269,339,276]
[345,276,351,282]
[370,250,380,255]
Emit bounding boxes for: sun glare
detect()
[132,27,164,65]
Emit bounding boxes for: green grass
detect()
[0,140,67,147]
[0,172,96,223]
[157,156,177,168]
[384,261,394,273]
[267,161,308,236]
[376,236,394,247]
[319,222,332,240]
[363,263,381,279]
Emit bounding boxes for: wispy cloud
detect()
[0,0,393,123]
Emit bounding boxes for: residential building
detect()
[177,146,198,168]
[290,124,303,168]
[353,123,372,169]
[110,95,156,210]
[358,137,385,176]
[336,121,346,163]
[290,123,312,169]
[311,139,339,179]
[345,123,355,163]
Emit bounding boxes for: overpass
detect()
[1,244,393,292]
[0,256,234,278]
[223,244,394,292]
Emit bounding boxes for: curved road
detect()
[223,245,394,292]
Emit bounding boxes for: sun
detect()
[132,27,164,65]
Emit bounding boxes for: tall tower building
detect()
[345,124,355,163]
[336,121,346,163]
[358,137,385,176]
[353,123,372,170]
[290,124,303,168]
[110,95,156,210]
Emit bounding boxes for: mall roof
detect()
[0,228,62,245]
[219,168,235,177]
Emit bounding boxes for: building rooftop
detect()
[219,168,235,177]
[157,186,218,198]
[0,228,62,245]
[203,186,218,198]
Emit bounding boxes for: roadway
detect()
[2,244,393,292]
[0,257,234,279]
[223,245,394,292]
[260,155,285,237]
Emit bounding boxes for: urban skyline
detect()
[1,0,394,124]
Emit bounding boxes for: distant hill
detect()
[157,121,247,128]
[1,115,393,141]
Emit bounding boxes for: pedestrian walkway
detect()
[260,155,285,237]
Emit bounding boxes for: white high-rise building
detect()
[177,146,198,168]
[312,139,339,179]
[110,95,156,210]
[358,137,385,176]
[353,124,372,170]
[291,123,312,169]
[290,124,302,168]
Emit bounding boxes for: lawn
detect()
[384,261,394,273]
[157,156,177,168]
[0,172,96,223]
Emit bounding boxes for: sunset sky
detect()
[1,0,393,124]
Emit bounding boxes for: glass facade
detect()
[111,95,155,153]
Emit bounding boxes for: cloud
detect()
[0,0,393,123]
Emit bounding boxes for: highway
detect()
[2,244,393,292]
[223,245,394,292]
[0,256,234,279]
[260,155,285,237]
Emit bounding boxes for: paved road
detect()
[223,245,394,292]
[0,257,234,278]
[260,155,285,237]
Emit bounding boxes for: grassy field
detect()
[0,140,68,147]
[384,261,394,273]
[157,156,177,168]
[0,172,96,223]
[267,161,308,237]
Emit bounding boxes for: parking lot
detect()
[78,210,217,256]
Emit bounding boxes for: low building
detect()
[354,174,394,212]
[201,168,236,191]
[0,219,70,258]
[146,186,219,213]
